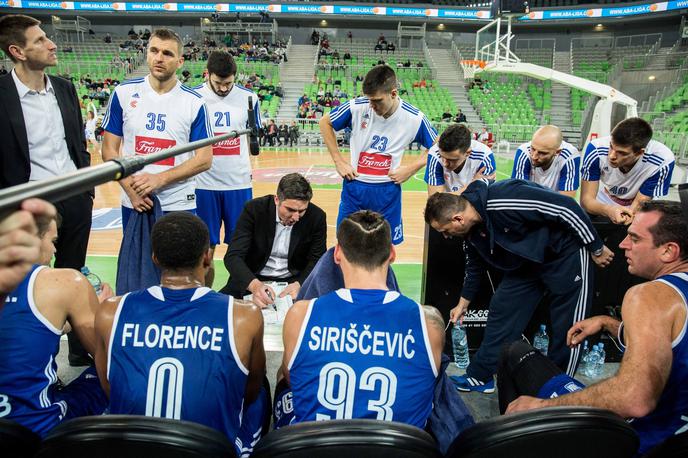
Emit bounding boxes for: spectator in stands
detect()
[511,125,581,197]
[478,126,491,145]
[404,59,412,68]
[288,121,299,147]
[127,27,136,38]
[94,213,268,454]
[311,30,320,45]
[425,123,496,196]
[424,179,613,394]
[506,200,688,456]
[441,109,453,122]
[220,173,326,307]
[344,49,351,60]
[259,120,268,146]
[581,117,675,225]
[347,31,353,43]
[276,210,443,428]
[386,42,396,54]
[104,32,111,43]
[278,122,289,147]
[266,119,278,146]
[374,42,384,53]
[0,210,111,437]
[417,61,424,68]
[455,109,467,123]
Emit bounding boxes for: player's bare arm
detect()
[130,144,213,196]
[507,282,680,417]
[233,299,266,404]
[319,114,358,180]
[102,131,153,212]
[280,299,310,384]
[94,295,123,397]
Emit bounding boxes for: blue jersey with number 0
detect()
[108,286,248,442]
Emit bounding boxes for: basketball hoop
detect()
[460,60,486,80]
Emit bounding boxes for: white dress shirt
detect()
[259,208,293,279]
[12,70,76,181]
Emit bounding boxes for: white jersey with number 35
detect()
[102,75,212,211]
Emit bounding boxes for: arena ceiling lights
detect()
[1,0,687,22]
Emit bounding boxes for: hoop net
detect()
[460,60,486,80]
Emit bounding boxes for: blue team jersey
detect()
[0,265,65,436]
[108,286,248,443]
[288,289,438,428]
[630,272,688,454]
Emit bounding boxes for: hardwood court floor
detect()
[88,148,434,264]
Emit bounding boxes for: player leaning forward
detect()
[320,65,437,244]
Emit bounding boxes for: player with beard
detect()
[101,28,212,229]
[194,51,261,287]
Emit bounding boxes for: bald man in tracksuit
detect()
[424,179,613,393]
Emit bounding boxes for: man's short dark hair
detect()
[337,210,391,270]
[151,212,210,271]
[37,212,61,238]
[276,173,313,202]
[150,28,183,54]
[207,50,237,78]
[424,193,468,225]
[438,124,472,154]
[363,65,397,95]
[637,200,688,261]
[0,15,41,63]
[611,117,653,153]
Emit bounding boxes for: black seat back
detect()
[643,431,688,457]
[36,415,236,458]
[252,419,441,458]
[447,407,638,458]
[0,418,41,458]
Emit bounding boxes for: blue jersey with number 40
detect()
[108,286,248,441]
[288,289,438,428]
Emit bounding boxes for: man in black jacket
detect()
[424,179,614,393]
[0,15,93,365]
[221,173,327,308]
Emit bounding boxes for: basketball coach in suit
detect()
[220,173,327,308]
[0,15,93,365]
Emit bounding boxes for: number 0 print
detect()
[145,357,184,419]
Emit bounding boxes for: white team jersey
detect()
[329,97,437,184]
[424,140,496,192]
[194,83,261,191]
[512,140,581,192]
[102,75,212,211]
[581,136,675,206]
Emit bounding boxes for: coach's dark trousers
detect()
[54,193,93,361]
[466,247,593,381]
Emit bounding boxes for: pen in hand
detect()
[265,288,277,311]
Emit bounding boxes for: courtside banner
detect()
[1,0,685,21]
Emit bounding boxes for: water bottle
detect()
[597,342,606,376]
[451,324,470,369]
[580,340,590,375]
[80,266,102,294]
[585,345,601,378]
[533,324,549,356]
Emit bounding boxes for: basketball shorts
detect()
[337,179,403,245]
[272,378,295,429]
[54,366,108,422]
[235,384,269,457]
[536,373,585,399]
[195,188,253,246]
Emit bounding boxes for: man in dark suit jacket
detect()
[220,173,327,308]
[0,15,93,365]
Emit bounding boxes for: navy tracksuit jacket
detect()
[459,179,603,380]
